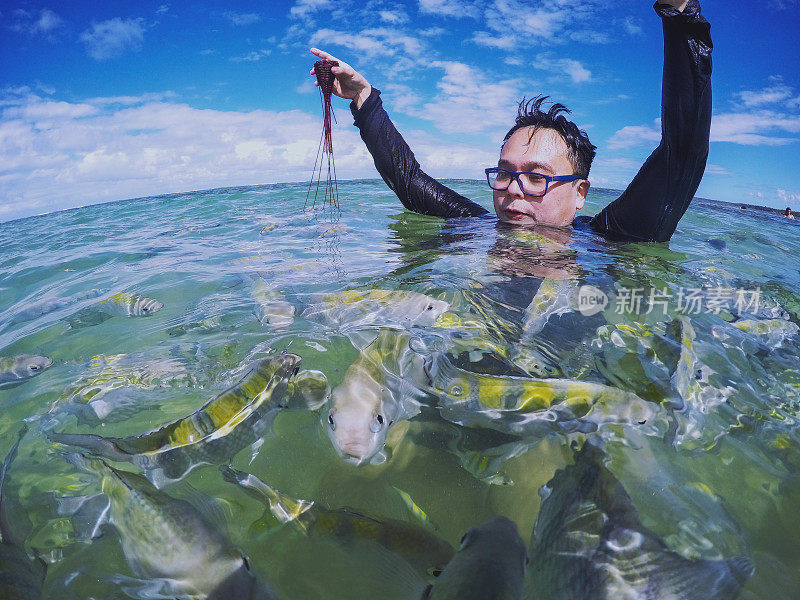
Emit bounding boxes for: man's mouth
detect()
[504,208,529,220]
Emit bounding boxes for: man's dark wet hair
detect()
[503,96,596,179]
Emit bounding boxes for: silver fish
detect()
[50,353,306,482]
[528,442,753,600]
[423,516,527,600]
[67,455,279,599]
[0,354,53,389]
[303,289,450,341]
[252,281,295,328]
[0,428,46,600]
[325,329,426,465]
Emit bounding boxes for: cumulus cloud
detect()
[310,27,424,58]
[419,0,480,19]
[231,50,271,62]
[606,123,661,149]
[80,18,146,61]
[8,8,65,37]
[290,0,334,19]
[223,11,261,26]
[415,61,523,134]
[0,90,502,222]
[379,9,408,24]
[622,16,642,35]
[608,110,800,148]
[534,55,592,83]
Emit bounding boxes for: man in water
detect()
[310,0,711,244]
[784,208,795,219]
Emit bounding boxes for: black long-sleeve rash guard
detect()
[350,0,712,243]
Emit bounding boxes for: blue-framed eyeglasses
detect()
[485,167,583,197]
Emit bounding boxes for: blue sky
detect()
[1,0,799,223]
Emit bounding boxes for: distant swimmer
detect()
[309,0,711,243]
[784,207,795,219]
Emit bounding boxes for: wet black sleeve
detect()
[589,0,713,242]
[350,89,490,218]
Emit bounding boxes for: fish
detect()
[98,292,164,317]
[325,329,427,465]
[0,354,54,389]
[6,289,104,326]
[425,352,661,438]
[252,281,295,328]
[422,516,527,600]
[221,466,454,579]
[0,427,47,600]
[730,317,799,346]
[50,353,310,483]
[66,454,279,599]
[669,316,734,450]
[302,288,450,341]
[519,278,579,337]
[528,442,753,600]
[55,354,196,422]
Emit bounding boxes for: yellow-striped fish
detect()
[98,292,164,316]
[50,353,316,482]
[426,352,659,437]
[222,466,454,579]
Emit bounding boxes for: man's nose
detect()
[507,176,525,198]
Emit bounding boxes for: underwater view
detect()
[1,179,799,599]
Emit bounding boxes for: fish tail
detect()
[49,432,133,463]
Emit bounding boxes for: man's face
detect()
[493,127,589,227]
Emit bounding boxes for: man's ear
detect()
[575,180,590,210]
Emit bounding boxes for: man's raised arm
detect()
[589,0,712,242]
[309,48,489,219]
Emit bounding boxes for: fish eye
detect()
[29,364,40,371]
[426,305,434,311]
[370,414,384,433]
[449,384,464,397]
[328,412,336,430]
[242,555,251,571]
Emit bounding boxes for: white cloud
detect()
[80,18,146,61]
[310,27,424,58]
[416,61,522,134]
[0,93,379,221]
[290,0,334,19]
[704,163,731,175]
[231,50,271,62]
[606,123,661,149]
[419,0,480,19]
[622,16,642,36]
[711,111,800,145]
[738,84,793,107]
[534,55,591,83]
[379,9,408,24]
[0,91,503,222]
[223,11,261,26]
[777,189,800,205]
[156,5,170,15]
[9,8,65,36]
[607,111,800,148]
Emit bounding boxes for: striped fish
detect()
[426,352,661,438]
[222,466,454,579]
[67,455,278,599]
[98,292,164,316]
[50,353,306,482]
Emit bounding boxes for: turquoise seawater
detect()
[1,180,799,599]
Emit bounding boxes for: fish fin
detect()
[392,486,439,531]
[48,432,133,463]
[67,493,112,541]
[344,329,380,351]
[369,542,430,600]
[644,553,753,600]
[370,450,388,465]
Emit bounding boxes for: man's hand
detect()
[309,48,372,109]
[657,0,689,11]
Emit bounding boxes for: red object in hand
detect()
[315,60,339,153]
